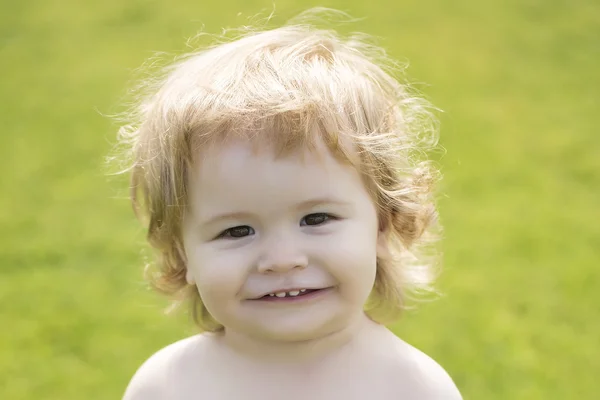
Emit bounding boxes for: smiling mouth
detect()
[253,288,329,301]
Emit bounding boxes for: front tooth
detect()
[299,289,307,293]
[275,292,286,298]
[288,290,300,297]
[269,293,275,297]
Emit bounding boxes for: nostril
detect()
[257,252,309,274]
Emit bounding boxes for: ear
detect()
[185,268,196,285]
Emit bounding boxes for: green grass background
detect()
[1,0,598,398]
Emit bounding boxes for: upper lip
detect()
[250,287,326,300]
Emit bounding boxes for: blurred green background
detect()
[1,0,598,399]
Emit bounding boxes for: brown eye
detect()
[218,226,255,239]
[301,213,331,226]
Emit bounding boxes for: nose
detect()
[256,237,308,274]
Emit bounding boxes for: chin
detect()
[248,310,350,343]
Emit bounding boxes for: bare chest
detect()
[173,377,399,400]
[170,364,403,400]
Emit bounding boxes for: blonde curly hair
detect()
[114,9,442,332]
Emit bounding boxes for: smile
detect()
[266,288,316,298]
[252,287,332,301]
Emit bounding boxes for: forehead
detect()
[186,138,369,215]
[191,138,351,188]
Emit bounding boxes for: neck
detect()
[216,313,379,365]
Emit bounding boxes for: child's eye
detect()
[300,213,333,226]
[216,225,255,239]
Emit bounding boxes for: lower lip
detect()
[251,287,334,303]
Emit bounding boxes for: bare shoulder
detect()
[383,331,463,399]
[404,343,463,399]
[122,334,212,400]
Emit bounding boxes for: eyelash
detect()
[215,213,335,240]
[300,212,333,227]
[216,225,255,240]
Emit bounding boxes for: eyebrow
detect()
[198,198,352,227]
[297,198,352,209]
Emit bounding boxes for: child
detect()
[117,9,462,400]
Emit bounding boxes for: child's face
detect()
[182,138,383,342]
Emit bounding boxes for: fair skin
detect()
[123,138,462,400]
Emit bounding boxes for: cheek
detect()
[319,225,378,288]
[186,245,249,301]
